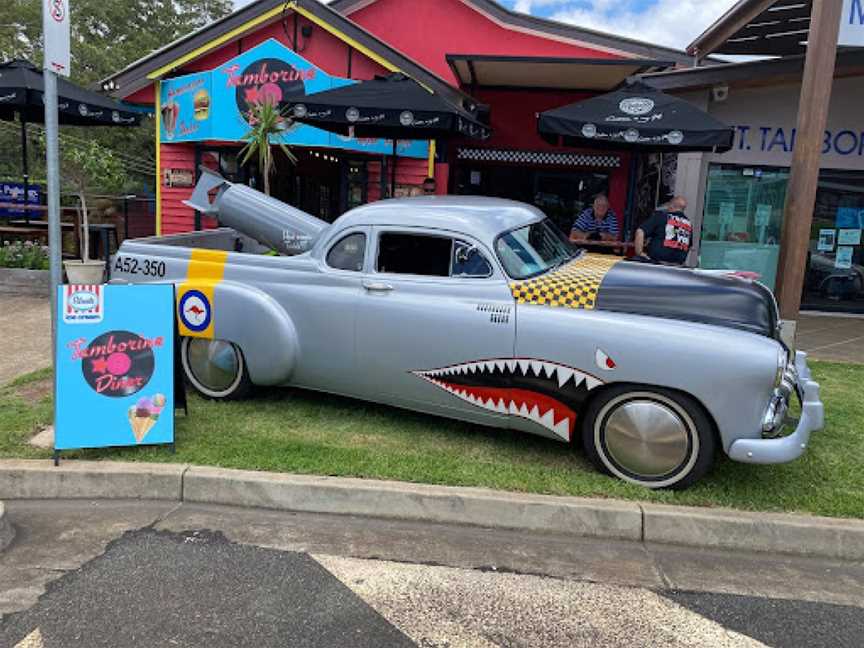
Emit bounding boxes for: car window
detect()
[377,233,453,277]
[452,241,493,278]
[495,218,575,279]
[326,232,366,272]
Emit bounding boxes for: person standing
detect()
[634,196,693,266]
[570,194,620,243]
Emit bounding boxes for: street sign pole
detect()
[42,0,71,358]
[45,69,62,354]
[774,0,843,339]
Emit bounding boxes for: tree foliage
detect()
[240,101,296,196]
[0,0,233,192]
[0,0,233,85]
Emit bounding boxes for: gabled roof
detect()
[100,0,476,110]
[330,0,694,64]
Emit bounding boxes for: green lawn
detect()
[2,361,862,518]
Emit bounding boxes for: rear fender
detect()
[205,281,298,386]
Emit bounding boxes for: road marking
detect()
[14,628,43,648]
[314,554,767,648]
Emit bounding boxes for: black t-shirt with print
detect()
[639,210,693,265]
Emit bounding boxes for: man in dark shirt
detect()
[635,196,693,266]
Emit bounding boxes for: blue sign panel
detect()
[0,183,41,217]
[160,39,428,159]
[55,284,175,451]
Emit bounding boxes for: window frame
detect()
[370,227,502,281]
[323,229,369,273]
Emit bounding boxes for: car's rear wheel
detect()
[582,386,715,490]
[180,337,252,400]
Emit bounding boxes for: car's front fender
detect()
[514,305,782,453]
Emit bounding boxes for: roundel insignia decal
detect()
[179,290,212,333]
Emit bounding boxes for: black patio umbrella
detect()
[538,81,733,153]
[288,73,490,195]
[0,59,143,199]
[0,60,142,126]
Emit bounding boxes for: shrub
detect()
[0,240,50,270]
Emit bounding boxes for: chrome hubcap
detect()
[185,339,240,393]
[603,399,691,477]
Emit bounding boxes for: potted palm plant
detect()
[62,141,126,284]
[239,99,296,196]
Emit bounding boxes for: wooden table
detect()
[572,239,636,256]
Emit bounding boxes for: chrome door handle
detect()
[362,280,394,292]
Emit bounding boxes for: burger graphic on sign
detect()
[193,89,210,121]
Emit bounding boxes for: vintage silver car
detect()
[111,169,823,489]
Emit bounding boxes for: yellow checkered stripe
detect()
[510,254,621,310]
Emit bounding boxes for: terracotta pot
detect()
[63,259,105,285]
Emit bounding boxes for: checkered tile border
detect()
[457,148,620,168]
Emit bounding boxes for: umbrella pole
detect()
[391,139,397,198]
[623,153,638,241]
[20,118,29,221]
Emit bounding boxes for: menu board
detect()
[55,284,176,453]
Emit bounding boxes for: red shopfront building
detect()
[103,0,688,236]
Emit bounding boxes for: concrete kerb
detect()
[1,460,863,561]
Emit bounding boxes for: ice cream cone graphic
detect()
[127,394,166,444]
[129,415,156,443]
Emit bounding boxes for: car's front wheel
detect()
[180,337,252,400]
[582,386,716,490]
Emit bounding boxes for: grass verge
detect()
[1,361,862,518]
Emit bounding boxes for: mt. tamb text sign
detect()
[840,0,864,46]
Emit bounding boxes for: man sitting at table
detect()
[569,194,620,243]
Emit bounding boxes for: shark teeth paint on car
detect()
[413,359,603,440]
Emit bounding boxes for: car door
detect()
[355,227,515,426]
[282,226,369,394]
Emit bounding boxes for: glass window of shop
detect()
[700,164,864,313]
[454,165,610,235]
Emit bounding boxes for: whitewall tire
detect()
[582,386,716,490]
[180,337,252,400]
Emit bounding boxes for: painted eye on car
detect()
[596,349,616,371]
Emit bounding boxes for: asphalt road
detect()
[1,500,862,647]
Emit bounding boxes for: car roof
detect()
[332,196,546,246]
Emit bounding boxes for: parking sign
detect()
[43,0,71,76]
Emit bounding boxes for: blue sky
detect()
[233,0,738,51]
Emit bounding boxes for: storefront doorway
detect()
[200,146,377,224]
[453,163,610,234]
[699,164,864,313]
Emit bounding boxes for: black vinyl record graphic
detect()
[81,330,155,398]
[235,58,306,121]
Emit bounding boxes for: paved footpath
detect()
[1,500,862,647]
[0,293,50,386]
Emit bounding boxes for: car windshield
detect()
[495,219,576,280]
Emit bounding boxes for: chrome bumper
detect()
[728,351,824,464]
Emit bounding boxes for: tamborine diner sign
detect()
[159,38,428,159]
[55,284,175,453]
